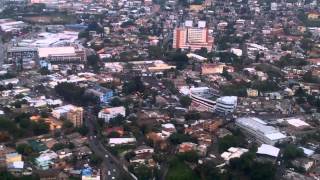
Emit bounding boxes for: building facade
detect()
[215,96,238,114]
[173,27,214,51]
[235,117,287,145]
[98,106,126,122]
[66,107,84,127]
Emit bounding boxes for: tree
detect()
[133,164,152,180]
[107,131,121,138]
[168,52,189,70]
[169,133,197,145]
[87,54,100,72]
[63,121,74,129]
[54,82,85,103]
[148,46,163,59]
[218,134,246,153]
[177,151,199,163]
[303,71,319,83]
[109,115,125,126]
[109,97,123,106]
[78,30,89,39]
[90,154,102,166]
[300,38,313,52]
[51,143,66,151]
[184,111,200,121]
[123,77,145,95]
[283,144,304,161]
[0,171,15,180]
[196,161,222,180]
[31,120,50,135]
[221,68,232,81]
[76,125,89,136]
[251,80,280,92]
[16,144,34,156]
[38,67,51,75]
[294,87,306,97]
[179,96,192,108]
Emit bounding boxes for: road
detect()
[0,38,6,65]
[85,108,136,180]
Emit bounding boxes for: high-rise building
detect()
[67,107,83,127]
[173,22,214,51]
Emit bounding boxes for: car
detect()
[105,154,109,158]
[113,169,116,172]
[112,177,115,180]
[108,171,111,176]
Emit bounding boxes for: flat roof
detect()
[38,47,76,58]
[257,144,280,157]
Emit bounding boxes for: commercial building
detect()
[98,106,126,122]
[85,86,113,104]
[236,117,287,145]
[215,96,238,114]
[67,107,84,127]
[108,138,136,146]
[52,104,83,127]
[173,21,214,51]
[7,47,38,63]
[38,46,86,64]
[201,63,225,75]
[189,87,219,112]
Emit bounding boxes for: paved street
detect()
[0,38,6,65]
[85,108,136,180]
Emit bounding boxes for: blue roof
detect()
[81,167,93,176]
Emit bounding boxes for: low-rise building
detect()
[108,138,136,146]
[236,117,287,145]
[35,151,58,170]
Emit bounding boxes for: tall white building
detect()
[236,117,287,145]
[215,96,238,114]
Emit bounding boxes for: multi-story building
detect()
[67,107,84,127]
[215,96,238,114]
[38,46,86,64]
[98,106,126,122]
[189,87,219,112]
[173,21,214,51]
[52,104,83,127]
[235,117,287,145]
[85,86,113,104]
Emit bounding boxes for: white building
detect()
[257,144,280,158]
[108,138,136,146]
[236,117,287,145]
[134,145,154,155]
[189,87,218,112]
[221,147,248,162]
[98,106,126,122]
[215,96,238,114]
[0,78,19,86]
